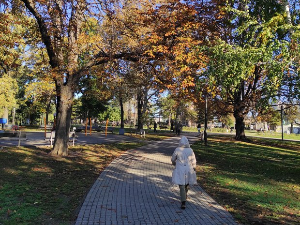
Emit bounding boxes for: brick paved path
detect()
[75,136,238,225]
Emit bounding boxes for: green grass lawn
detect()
[206,127,300,141]
[1,132,299,225]
[0,142,145,225]
[193,135,300,225]
[245,130,300,141]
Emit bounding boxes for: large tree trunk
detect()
[234,109,246,140]
[50,83,74,156]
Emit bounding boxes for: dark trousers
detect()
[179,184,189,202]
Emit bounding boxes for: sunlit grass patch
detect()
[193,136,300,225]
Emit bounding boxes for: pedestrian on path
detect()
[154,121,157,133]
[171,136,197,209]
[197,123,201,134]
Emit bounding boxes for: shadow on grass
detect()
[193,136,300,225]
[0,142,140,225]
[0,134,197,225]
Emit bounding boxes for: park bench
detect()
[39,125,53,130]
[44,131,78,147]
[75,126,114,133]
[107,127,114,133]
[131,129,145,138]
[0,131,27,139]
[92,126,114,133]
[159,125,168,130]
[45,131,77,142]
[95,126,114,133]
[256,129,265,133]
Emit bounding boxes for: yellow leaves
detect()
[25,79,55,101]
[165,30,176,37]
[144,50,155,58]
[257,14,285,45]
[180,65,190,73]
[0,74,18,114]
[78,33,103,52]
[155,45,169,54]
[147,32,162,44]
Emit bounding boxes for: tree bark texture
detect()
[20,0,85,156]
[234,108,246,140]
[137,92,143,130]
[51,83,74,156]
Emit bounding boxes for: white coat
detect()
[171,136,197,185]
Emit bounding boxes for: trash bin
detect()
[0,118,7,124]
[0,118,7,129]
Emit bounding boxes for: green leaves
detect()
[205,1,296,110]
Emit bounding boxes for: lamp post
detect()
[277,101,284,141]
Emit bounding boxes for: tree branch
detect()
[21,0,58,68]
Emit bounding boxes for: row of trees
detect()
[1,0,299,156]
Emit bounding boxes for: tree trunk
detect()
[46,101,51,125]
[234,111,246,140]
[120,96,124,129]
[137,92,143,130]
[50,84,74,156]
[12,108,16,125]
[204,96,208,145]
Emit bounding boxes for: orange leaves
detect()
[135,1,214,100]
[36,0,48,4]
[182,75,196,88]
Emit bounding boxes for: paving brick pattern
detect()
[75,136,238,225]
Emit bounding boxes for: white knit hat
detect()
[178,136,190,148]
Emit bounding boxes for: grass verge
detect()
[193,136,300,225]
[0,141,145,225]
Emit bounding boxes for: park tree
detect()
[98,104,121,122]
[278,0,300,101]
[0,5,31,123]
[284,105,300,133]
[122,61,160,130]
[25,80,56,124]
[77,66,112,122]
[24,52,56,125]
[13,0,161,155]
[140,0,217,130]
[205,0,298,140]
[0,74,18,118]
[159,95,177,126]
[142,0,209,92]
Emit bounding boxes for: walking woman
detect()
[171,136,197,209]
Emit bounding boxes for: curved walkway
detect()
[75,135,238,225]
